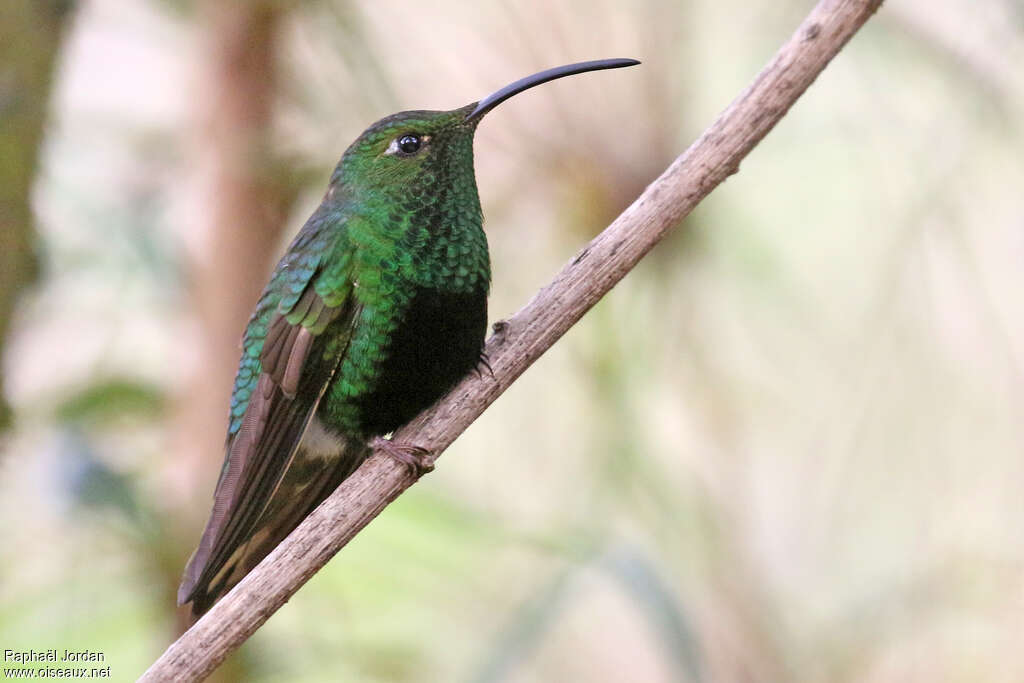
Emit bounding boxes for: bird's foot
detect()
[370,437,434,478]
[491,319,510,338]
[475,351,494,378]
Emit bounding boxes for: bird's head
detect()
[328,59,640,202]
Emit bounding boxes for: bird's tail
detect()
[182,426,369,620]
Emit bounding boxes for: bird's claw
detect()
[370,437,434,478]
[475,351,494,378]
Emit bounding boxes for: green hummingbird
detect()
[178,58,640,617]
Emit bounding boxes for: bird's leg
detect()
[370,436,434,477]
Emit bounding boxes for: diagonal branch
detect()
[140,1,883,680]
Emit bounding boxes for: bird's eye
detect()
[397,134,421,155]
[383,132,428,157]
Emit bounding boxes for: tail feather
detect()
[181,424,369,619]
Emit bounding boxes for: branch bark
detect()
[140,0,883,680]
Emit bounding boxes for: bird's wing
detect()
[178,233,365,614]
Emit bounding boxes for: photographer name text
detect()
[4,650,104,665]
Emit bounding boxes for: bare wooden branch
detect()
[139,1,883,680]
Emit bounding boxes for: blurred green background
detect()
[2,0,1023,681]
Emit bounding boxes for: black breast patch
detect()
[354,285,488,436]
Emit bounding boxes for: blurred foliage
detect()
[56,379,166,425]
[471,547,703,683]
[0,0,76,430]
[2,0,1024,681]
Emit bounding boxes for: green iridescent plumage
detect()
[179,59,639,618]
[227,108,486,438]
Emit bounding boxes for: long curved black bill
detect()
[465,58,640,121]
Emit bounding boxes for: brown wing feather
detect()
[178,373,275,602]
[178,283,356,610]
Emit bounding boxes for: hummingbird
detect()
[178,58,640,617]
